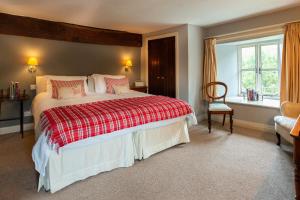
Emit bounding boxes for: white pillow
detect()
[91,74,125,94]
[44,75,88,96]
[57,85,83,99]
[112,85,130,95]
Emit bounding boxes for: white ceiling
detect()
[1,0,300,34]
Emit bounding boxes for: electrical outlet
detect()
[30,84,36,90]
[24,110,32,117]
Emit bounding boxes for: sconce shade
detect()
[27,57,38,73]
[27,57,38,66]
[125,59,133,67]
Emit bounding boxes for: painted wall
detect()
[187,25,204,117]
[226,103,280,126]
[0,34,141,128]
[216,44,239,96]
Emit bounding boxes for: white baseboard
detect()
[0,123,34,135]
[211,115,274,133]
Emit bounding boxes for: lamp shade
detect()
[27,57,38,66]
[125,59,133,67]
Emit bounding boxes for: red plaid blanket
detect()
[40,96,193,148]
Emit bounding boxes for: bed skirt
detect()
[38,120,190,193]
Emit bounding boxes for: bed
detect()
[32,75,197,193]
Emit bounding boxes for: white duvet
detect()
[32,91,197,176]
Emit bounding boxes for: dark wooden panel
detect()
[148,36,175,97]
[0,12,142,47]
[294,136,300,200]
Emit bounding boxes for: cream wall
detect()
[188,25,204,117]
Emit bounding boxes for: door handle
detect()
[156,76,160,79]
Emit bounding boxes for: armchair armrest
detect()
[291,115,300,137]
[281,101,300,118]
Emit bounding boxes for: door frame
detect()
[145,32,179,98]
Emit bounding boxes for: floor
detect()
[0,123,294,200]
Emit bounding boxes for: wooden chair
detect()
[206,82,234,133]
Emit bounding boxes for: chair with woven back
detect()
[206,81,234,133]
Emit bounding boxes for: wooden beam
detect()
[0,12,142,47]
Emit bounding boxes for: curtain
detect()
[202,38,217,101]
[280,22,300,103]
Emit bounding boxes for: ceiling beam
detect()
[0,12,142,47]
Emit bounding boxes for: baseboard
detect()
[0,123,34,135]
[211,115,274,133]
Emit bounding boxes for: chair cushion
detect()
[274,116,297,131]
[209,103,232,111]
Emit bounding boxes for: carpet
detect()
[0,123,294,200]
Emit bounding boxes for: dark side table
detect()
[0,95,29,138]
[130,86,148,93]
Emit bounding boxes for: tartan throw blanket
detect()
[40,96,193,149]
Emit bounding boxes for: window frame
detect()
[237,39,282,98]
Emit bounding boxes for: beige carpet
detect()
[0,123,294,200]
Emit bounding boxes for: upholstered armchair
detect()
[274,101,300,145]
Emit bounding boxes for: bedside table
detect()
[130,86,148,93]
[0,95,29,138]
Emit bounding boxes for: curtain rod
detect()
[206,20,300,43]
[205,23,285,43]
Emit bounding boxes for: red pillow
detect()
[104,77,129,94]
[50,79,86,99]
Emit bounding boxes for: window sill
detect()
[224,96,280,109]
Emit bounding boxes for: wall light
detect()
[124,59,133,72]
[27,57,38,73]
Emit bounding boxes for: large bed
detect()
[32,75,197,193]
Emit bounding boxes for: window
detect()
[238,40,282,97]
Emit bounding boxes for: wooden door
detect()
[148,36,175,97]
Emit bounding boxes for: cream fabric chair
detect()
[274,101,300,145]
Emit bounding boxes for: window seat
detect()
[224,96,280,109]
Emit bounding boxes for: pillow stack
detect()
[90,74,130,94]
[50,80,86,99]
[44,75,88,99]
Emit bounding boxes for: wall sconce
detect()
[27,57,38,73]
[124,59,133,72]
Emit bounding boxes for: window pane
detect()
[261,70,279,96]
[241,46,256,69]
[241,70,256,92]
[261,44,278,69]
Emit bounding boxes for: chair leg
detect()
[208,111,211,133]
[222,114,226,126]
[276,132,281,146]
[230,112,233,134]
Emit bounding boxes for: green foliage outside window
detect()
[240,43,280,96]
